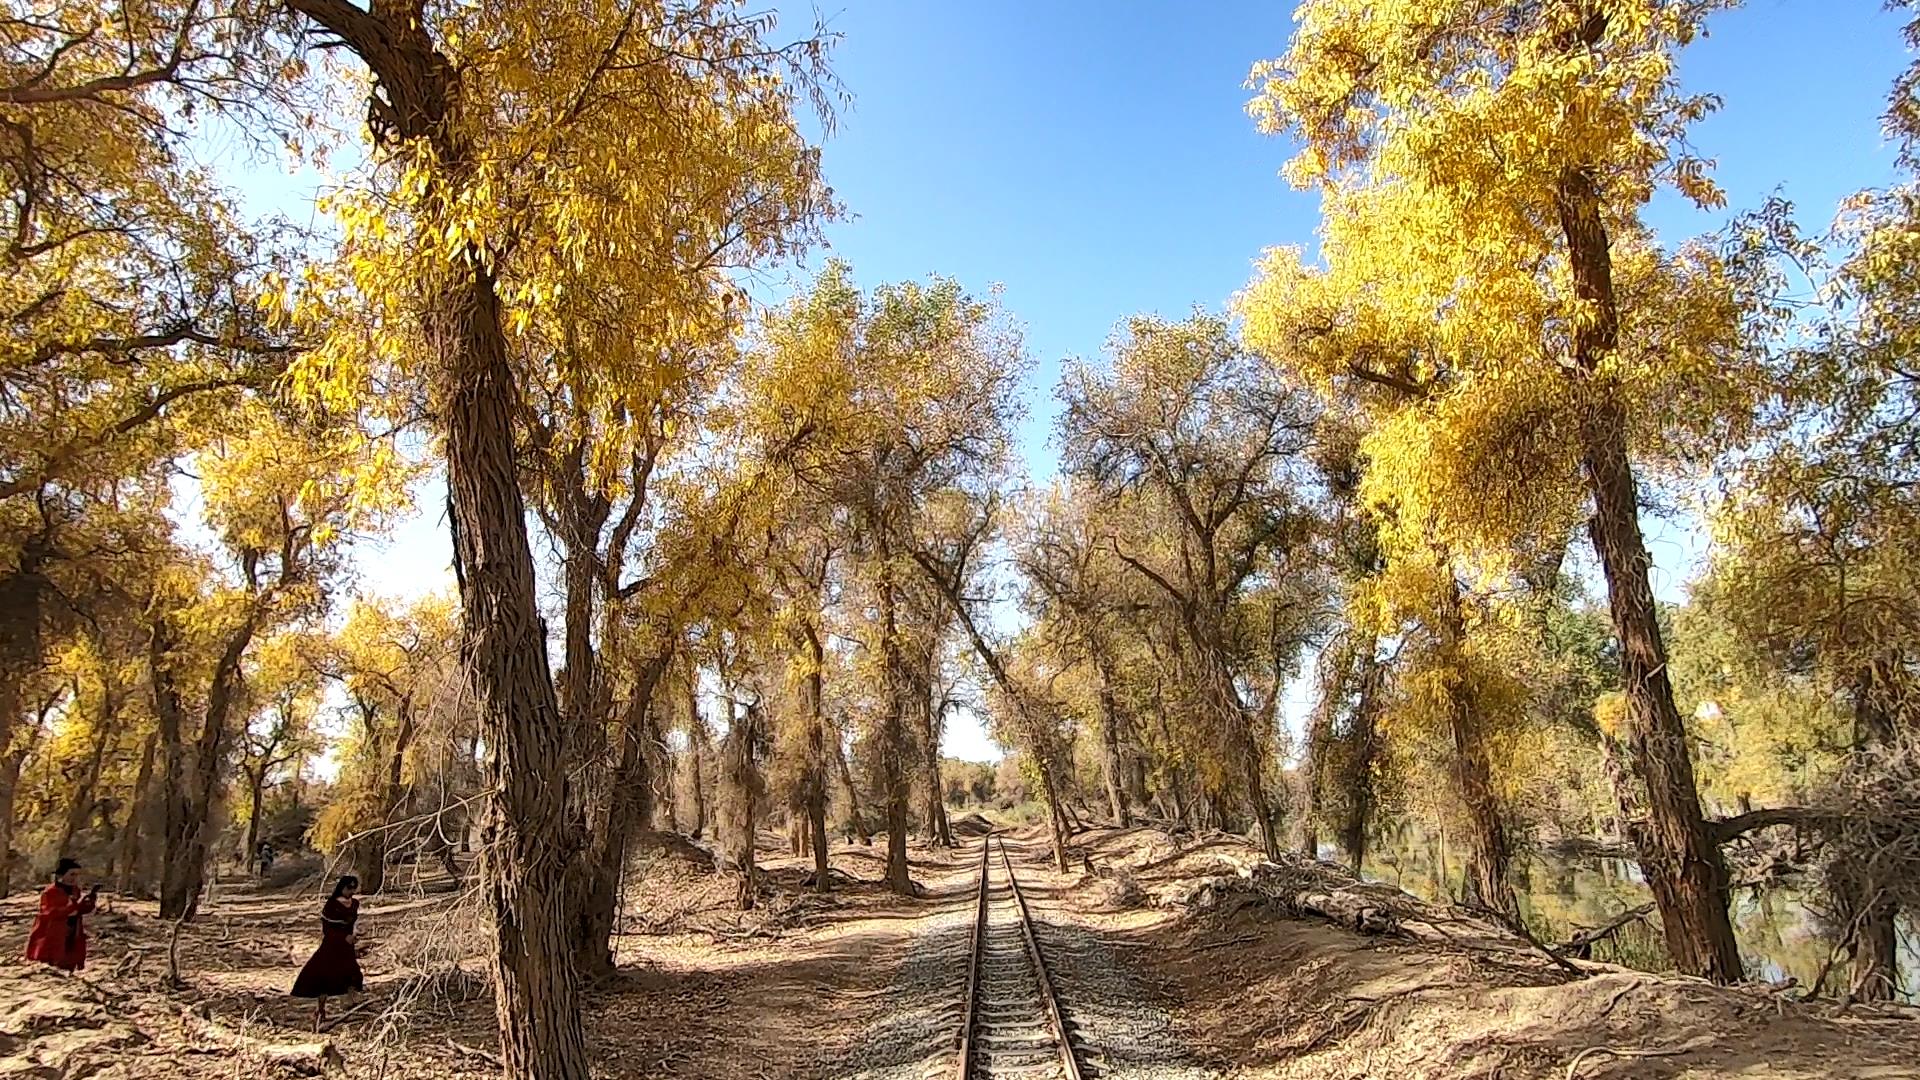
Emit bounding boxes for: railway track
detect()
[954,836,1085,1080]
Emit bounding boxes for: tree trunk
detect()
[922,756,951,846]
[1449,704,1517,920]
[686,672,710,839]
[1341,644,1383,876]
[358,700,418,896]
[1239,722,1279,862]
[803,626,831,892]
[881,737,911,895]
[243,767,267,878]
[1556,165,1741,984]
[656,720,679,834]
[1436,576,1518,921]
[1095,662,1132,827]
[355,827,388,895]
[571,723,641,974]
[118,731,158,895]
[443,262,592,1076]
[0,747,24,896]
[876,563,913,896]
[722,703,763,911]
[1040,764,1070,873]
[149,616,193,919]
[0,544,51,896]
[1849,891,1900,1003]
[1843,657,1902,1001]
[834,736,870,845]
[151,603,259,921]
[1302,666,1333,859]
[569,655,668,977]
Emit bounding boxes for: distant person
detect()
[26,857,99,973]
[256,840,276,878]
[290,875,365,1029]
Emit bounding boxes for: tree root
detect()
[1564,1035,1713,1079]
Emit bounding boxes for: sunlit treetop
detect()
[275,0,839,488]
[1248,0,1731,209]
[733,259,1025,517]
[2,0,311,512]
[1237,1,1775,570]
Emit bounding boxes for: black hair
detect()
[330,875,360,900]
[53,857,80,879]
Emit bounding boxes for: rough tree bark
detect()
[0,740,28,896]
[1843,656,1904,1001]
[722,701,765,910]
[1557,162,1742,983]
[1094,659,1132,827]
[1302,656,1335,859]
[147,614,191,918]
[875,557,914,895]
[357,697,417,895]
[1218,651,1281,863]
[242,764,269,875]
[802,623,831,891]
[687,673,711,839]
[171,613,257,919]
[0,540,54,897]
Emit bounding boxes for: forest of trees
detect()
[3,1,1917,1077]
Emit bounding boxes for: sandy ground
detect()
[3,823,1917,1080]
[1065,825,1920,1080]
[0,832,988,1080]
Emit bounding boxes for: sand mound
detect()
[949,813,994,838]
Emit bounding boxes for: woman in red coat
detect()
[290,875,364,1029]
[26,858,98,973]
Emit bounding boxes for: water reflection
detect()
[1357,836,1918,1002]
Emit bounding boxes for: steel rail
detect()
[954,833,994,1080]
[997,837,1084,1080]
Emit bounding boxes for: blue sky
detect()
[226,1,1915,761]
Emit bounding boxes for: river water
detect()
[1361,837,1919,1002]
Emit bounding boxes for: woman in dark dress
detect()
[291,875,364,1029]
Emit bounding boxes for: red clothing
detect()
[25,883,95,971]
[291,896,363,998]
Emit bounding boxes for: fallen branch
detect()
[1287,887,1397,935]
[1559,903,1656,958]
[181,1010,342,1074]
[446,1038,502,1068]
[1712,806,1818,844]
[318,999,375,1031]
[1462,903,1583,977]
